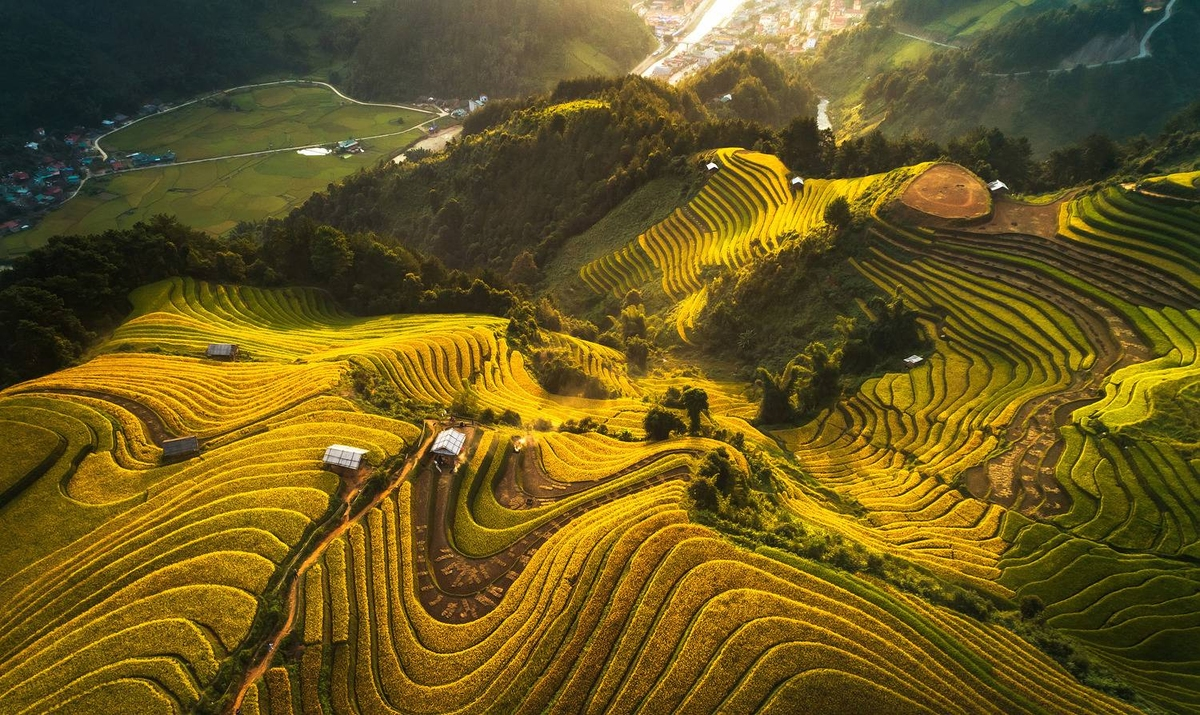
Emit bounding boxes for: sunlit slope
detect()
[246,479,1133,715]
[772,169,1200,713]
[105,277,761,436]
[580,148,886,341]
[0,398,412,714]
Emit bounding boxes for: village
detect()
[638,0,878,83]
[0,103,177,238]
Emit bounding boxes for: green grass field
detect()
[4,85,431,257]
[103,85,427,161]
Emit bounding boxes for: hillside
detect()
[0,271,1155,714]
[348,0,654,101]
[0,149,1198,713]
[808,0,1200,152]
[0,0,377,136]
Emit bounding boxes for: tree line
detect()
[0,216,518,387]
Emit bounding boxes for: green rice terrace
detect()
[0,154,1198,714]
[5,84,435,257]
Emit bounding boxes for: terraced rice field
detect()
[579,148,884,341]
[248,479,1132,715]
[777,169,1200,712]
[2,161,1198,713]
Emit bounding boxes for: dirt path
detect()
[225,421,435,715]
[13,387,174,445]
[393,125,463,164]
[411,434,700,623]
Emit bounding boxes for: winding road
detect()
[896,0,1178,76]
[53,79,445,213]
[93,79,440,162]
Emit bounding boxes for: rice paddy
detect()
[4,84,433,258]
[1,161,1197,713]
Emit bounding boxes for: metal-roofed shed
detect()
[903,355,924,367]
[705,161,720,172]
[323,444,368,472]
[431,429,467,457]
[790,176,805,190]
[162,436,200,460]
[206,343,239,359]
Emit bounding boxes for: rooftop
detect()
[323,444,368,470]
[162,436,200,457]
[431,428,467,457]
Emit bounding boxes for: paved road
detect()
[897,0,1178,76]
[56,80,443,211]
[93,79,439,162]
[1138,0,1178,58]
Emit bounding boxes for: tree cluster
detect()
[349,0,652,101]
[684,50,817,127]
[0,0,339,135]
[0,216,517,387]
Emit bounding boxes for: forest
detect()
[348,0,653,100]
[810,0,1200,151]
[0,0,338,135]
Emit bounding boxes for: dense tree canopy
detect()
[0,0,332,134]
[349,0,652,101]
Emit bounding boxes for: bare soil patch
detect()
[899,164,991,221]
[968,197,1063,239]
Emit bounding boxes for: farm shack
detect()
[790,176,805,190]
[323,444,369,478]
[987,180,1009,193]
[206,343,239,360]
[903,355,924,368]
[162,436,200,462]
[705,161,720,173]
[431,428,467,467]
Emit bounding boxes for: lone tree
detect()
[1020,595,1046,622]
[644,406,686,441]
[794,341,842,416]
[754,361,800,424]
[824,196,853,230]
[682,386,709,434]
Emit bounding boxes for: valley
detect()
[0,3,1198,714]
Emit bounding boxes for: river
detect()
[817,98,832,131]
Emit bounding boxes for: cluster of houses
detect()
[735,0,874,54]
[0,162,84,234]
[446,95,489,120]
[645,0,882,83]
[639,0,702,40]
[0,103,170,235]
[1,133,89,233]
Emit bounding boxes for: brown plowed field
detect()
[900,164,991,220]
